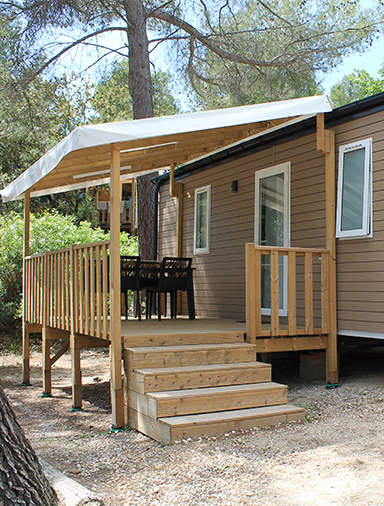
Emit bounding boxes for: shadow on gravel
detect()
[61,381,111,412]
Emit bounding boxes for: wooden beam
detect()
[46,328,70,340]
[50,340,70,366]
[317,113,325,152]
[109,143,124,428]
[324,129,339,384]
[75,336,111,348]
[255,335,328,353]
[22,191,31,385]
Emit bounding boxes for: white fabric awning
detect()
[0,95,332,202]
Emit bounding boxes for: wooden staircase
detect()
[123,332,305,444]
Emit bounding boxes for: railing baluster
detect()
[84,247,90,335]
[288,251,297,336]
[305,252,314,334]
[73,249,79,334]
[90,246,95,337]
[102,244,108,339]
[96,246,101,338]
[270,250,280,335]
[321,251,330,334]
[79,249,84,335]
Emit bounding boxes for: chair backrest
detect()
[121,256,140,291]
[159,257,192,291]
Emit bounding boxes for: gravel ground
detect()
[1,347,384,506]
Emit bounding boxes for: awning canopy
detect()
[0,95,332,202]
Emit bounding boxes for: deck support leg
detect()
[71,334,82,409]
[42,328,52,396]
[22,323,30,385]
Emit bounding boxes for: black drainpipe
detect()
[152,181,160,260]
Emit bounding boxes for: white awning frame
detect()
[0,95,332,202]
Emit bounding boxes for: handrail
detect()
[24,241,111,339]
[245,243,330,342]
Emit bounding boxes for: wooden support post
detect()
[175,181,183,314]
[245,243,257,343]
[42,328,52,396]
[110,143,124,428]
[169,162,175,197]
[22,191,31,385]
[175,182,183,257]
[70,334,82,409]
[316,113,325,152]
[324,129,338,384]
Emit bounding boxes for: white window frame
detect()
[336,138,372,239]
[254,162,291,317]
[194,185,211,254]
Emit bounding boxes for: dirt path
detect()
[1,349,384,506]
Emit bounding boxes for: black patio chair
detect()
[120,256,141,320]
[148,257,195,321]
[139,260,160,319]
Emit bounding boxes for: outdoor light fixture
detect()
[231,180,238,193]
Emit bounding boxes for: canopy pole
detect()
[317,114,338,385]
[22,191,31,385]
[324,129,338,385]
[109,143,124,428]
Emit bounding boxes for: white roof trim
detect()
[0,95,332,202]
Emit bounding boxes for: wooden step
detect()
[123,331,244,348]
[128,362,272,394]
[128,404,306,445]
[129,382,287,418]
[125,343,257,371]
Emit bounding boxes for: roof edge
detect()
[154,91,384,186]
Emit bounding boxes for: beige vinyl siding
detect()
[333,110,384,335]
[159,135,327,320]
[158,108,384,336]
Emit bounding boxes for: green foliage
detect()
[91,60,180,122]
[178,0,380,108]
[0,211,138,329]
[330,65,384,107]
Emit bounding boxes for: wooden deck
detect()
[121,317,246,338]
[120,317,327,352]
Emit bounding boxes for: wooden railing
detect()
[24,241,110,339]
[246,243,330,342]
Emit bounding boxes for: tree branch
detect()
[28,27,129,82]
[146,6,281,67]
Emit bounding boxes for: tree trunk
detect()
[0,383,58,506]
[124,0,156,259]
[136,173,155,259]
[124,0,154,120]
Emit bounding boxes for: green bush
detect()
[0,211,138,329]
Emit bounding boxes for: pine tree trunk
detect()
[124,0,154,120]
[0,383,58,506]
[124,0,156,259]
